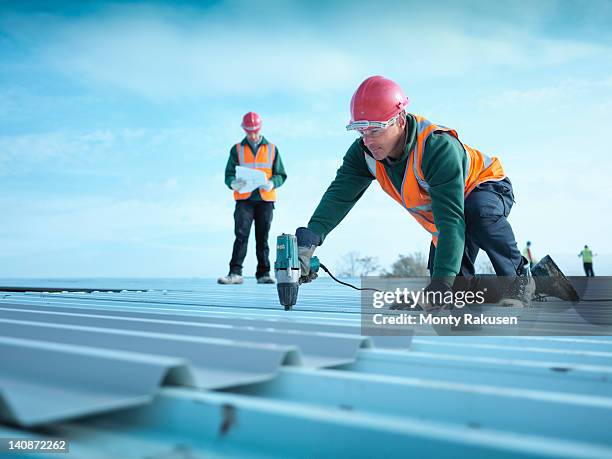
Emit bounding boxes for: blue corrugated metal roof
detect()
[1,278,611,458]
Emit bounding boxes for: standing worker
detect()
[522,241,537,268]
[218,112,287,285]
[294,76,577,305]
[578,245,595,277]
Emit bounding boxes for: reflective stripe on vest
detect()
[364,154,377,178]
[234,142,277,202]
[237,143,275,169]
[364,115,505,244]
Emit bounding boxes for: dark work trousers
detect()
[584,263,595,277]
[229,200,274,278]
[427,178,523,302]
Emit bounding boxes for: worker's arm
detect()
[421,132,467,279]
[270,149,287,189]
[224,145,239,189]
[307,141,374,243]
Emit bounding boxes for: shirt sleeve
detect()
[224,145,239,189]
[421,132,467,278]
[270,148,287,188]
[307,142,374,244]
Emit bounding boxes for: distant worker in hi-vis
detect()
[218,112,287,285]
[522,241,537,268]
[578,245,596,277]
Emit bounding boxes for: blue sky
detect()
[0,0,611,277]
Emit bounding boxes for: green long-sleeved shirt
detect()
[308,114,467,278]
[224,136,287,200]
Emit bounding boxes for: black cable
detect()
[319,263,381,292]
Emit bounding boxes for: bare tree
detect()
[337,251,359,277]
[356,255,380,276]
[337,252,381,277]
[382,252,428,277]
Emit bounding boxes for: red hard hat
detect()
[241,112,262,132]
[349,76,409,124]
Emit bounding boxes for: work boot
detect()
[501,257,536,308]
[257,274,276,284]
[531,255,580,303]
[217,273,243,285]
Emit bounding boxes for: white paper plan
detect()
[235,166,267,193]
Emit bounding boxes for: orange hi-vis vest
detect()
[364,115,506,245]
[233,141,277,202]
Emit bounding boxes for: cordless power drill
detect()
[274,233,319,310]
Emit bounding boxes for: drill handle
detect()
[298,256,320,285]
[310,256,320,273]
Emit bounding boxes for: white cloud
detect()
[0,124,235,176]
[477,77,612,110]
[13,11,360,101]
[2,3,609,102]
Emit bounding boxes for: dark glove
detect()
[296,227,321,284]
[418,278,453,312]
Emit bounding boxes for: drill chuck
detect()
[274,234,301,310]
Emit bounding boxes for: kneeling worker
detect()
[294,76,577,306]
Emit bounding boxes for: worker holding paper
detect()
[218,112,287,285]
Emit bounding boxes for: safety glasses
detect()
[346,114,399,137]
